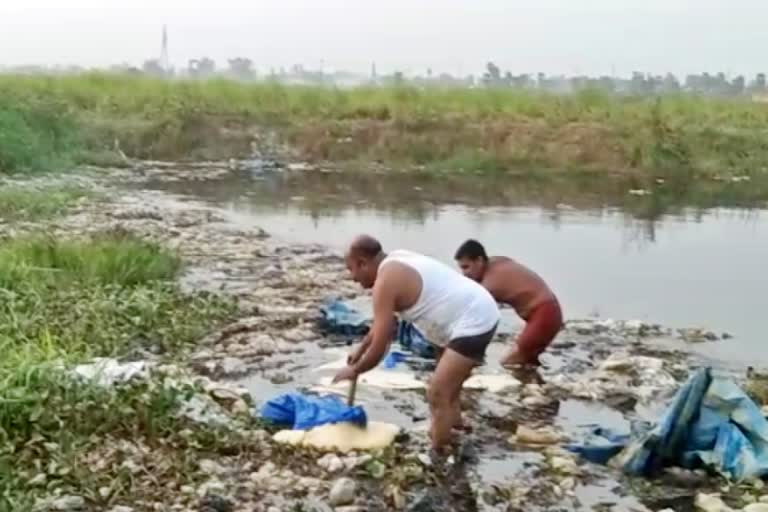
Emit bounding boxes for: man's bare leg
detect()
[427,348,476,451]
[430,347,466,430]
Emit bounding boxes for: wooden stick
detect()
[347,376,358,406]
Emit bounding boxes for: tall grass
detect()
[0,234,180,290]
[2,72,768,181]
[0,184,88,222]
[0,232,237,507]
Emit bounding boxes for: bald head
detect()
[345,235,385,289]
[348,235,383,261]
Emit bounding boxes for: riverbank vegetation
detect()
[0,216,239,507]
[1,73,768,191]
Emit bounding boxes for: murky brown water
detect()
[145,169,768,369]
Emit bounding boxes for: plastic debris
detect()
[260,392,367,430]
[318,300,370,336]
[565,427,631,464]
[318,299,435,359]
[614,367,768,481]
[72,358,151,387]
[272,421,400,452]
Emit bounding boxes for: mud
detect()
[8,164,765,511]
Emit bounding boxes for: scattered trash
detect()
[396,320,436,359]
[319,299,435,359]
[260,392,367,430]
[319,299,370,336]
[550,352,677,402]
[615,367,768,481]
[511,425,564,445]
[177,395,233,428]
[565,427,630,464]
[678,327,721,343]
[72,358,151,387]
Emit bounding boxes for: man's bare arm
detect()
[352,273,397,374]
[348,332,372,364]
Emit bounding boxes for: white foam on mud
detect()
[313,350,521,393]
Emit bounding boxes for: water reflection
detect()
[142,170,768,366]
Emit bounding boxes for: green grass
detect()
[0,184,88,222]
[0,234,181,290]
[0,233,238,508]
[1,73,768,197]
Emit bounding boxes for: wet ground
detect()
[47,162,766,511]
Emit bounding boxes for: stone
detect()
[219,357,247,375]
[550,456,580,476]
[416,454,432,467]
[559,477,576,491]
[49,496,86,511]
[745,505,768,512]
[522,395,551,406]
[317,454,345,473]
[694,493,734,512]
[108,507,135,512]
[329,478,357,507]
[199,494,234,512]
[199,459,226,475]
[28,474,47,486]
[197,480,227,497]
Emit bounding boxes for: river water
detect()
[145,168,768,368]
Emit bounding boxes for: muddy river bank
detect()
[6,163,767,511]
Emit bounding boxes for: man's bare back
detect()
[455,240,562,366]
[483,256,555,319]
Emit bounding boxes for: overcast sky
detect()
[1,0,766,77]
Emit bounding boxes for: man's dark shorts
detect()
[446,323,499,364]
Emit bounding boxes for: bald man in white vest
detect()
[332,235,500,453]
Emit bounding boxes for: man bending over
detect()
[454,239,563,367]
[332,235,500,452]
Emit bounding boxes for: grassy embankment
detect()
[2,73,768,190]
[0,186,243,509]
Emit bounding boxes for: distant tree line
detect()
[4,57,768,98]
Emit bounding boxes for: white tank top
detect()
[380,249,500,347]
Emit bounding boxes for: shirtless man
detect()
[454,239,563,367]
[332,235,500,451]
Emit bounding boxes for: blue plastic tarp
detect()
[319,300,370,336]
[259,392,367,430]
[574,367,768,481]
[396,321,437,359]
[319,299,436,359]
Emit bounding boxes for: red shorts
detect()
[515,299,563,359]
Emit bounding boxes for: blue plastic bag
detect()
[260,392,367,430]
[565,427,631,464]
